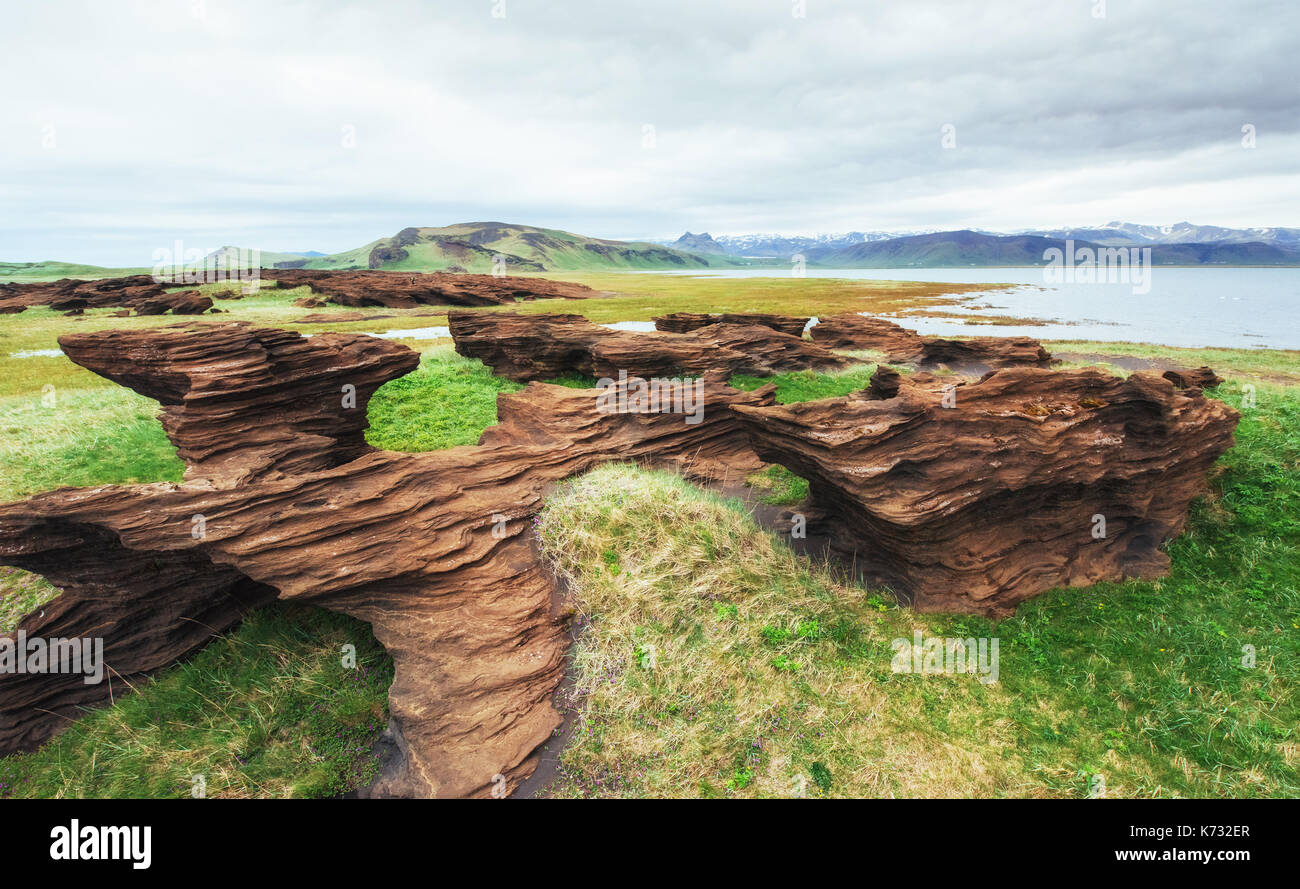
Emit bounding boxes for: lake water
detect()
[653,267,1300,350]
[368,325,450,339]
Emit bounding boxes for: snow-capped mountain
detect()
[1018,222,1300,247]
[662,230,939,257]
[660,222,1300,257]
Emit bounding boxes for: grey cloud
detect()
[1,0,1296,263]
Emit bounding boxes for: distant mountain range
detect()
[253,222,752,273]
[661,222,1300,266]
[665,230,931,258]
[803,230,1300,267]
[223,226,1300,270]
[1017,221,1300,248]
[6,220,1300,281]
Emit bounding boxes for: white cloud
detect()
[1,0,1296,263]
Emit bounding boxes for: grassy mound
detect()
[534,382,1299,798]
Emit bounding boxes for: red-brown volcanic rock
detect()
[132,290,214,315]
[0,269,592,314]
[0,275,160,312]
[733,365,1238,615]
[1163,366,1225,390]
[810,313,1052,368]
[58,321,420,484]
[269,268,594,308]
[919,334,1052,368]
[807,314,924,353]
[0,323,772,797]
[0,275,220,316]
[654,312,811,337]
[448,311,848,382]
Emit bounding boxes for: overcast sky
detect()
[3,0,1298,264]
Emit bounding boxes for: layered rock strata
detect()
[732,365,1237,615]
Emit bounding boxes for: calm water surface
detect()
[653,267,1300,350]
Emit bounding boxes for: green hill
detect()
[0,260,152,282]
[273,222,750,272]
[1,223,758,282]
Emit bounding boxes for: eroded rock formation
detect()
[810,313,1052,368]
[0,322,772,797]
[448,310,848,382]
[654,312,811,337]
[269,269,595,308]
[0,275,214,316]
[1163,366,1224,390]
[733,365,1238,615]
[0,269,594,315]
[132,290,214,316]
[58,322,420,484]
[0,275,160,313]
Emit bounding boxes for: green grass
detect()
[0,388,183,501]
[0,261,152,281]
[535,383,1299,796]
[365,345,523,451]
[1045,339,1300,386]
[0,568,61,635]
[730,362,879,403]
[0,604,393,798]
[514,271,1004,324]
[364,346,617,453]
[745,465,810,506]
